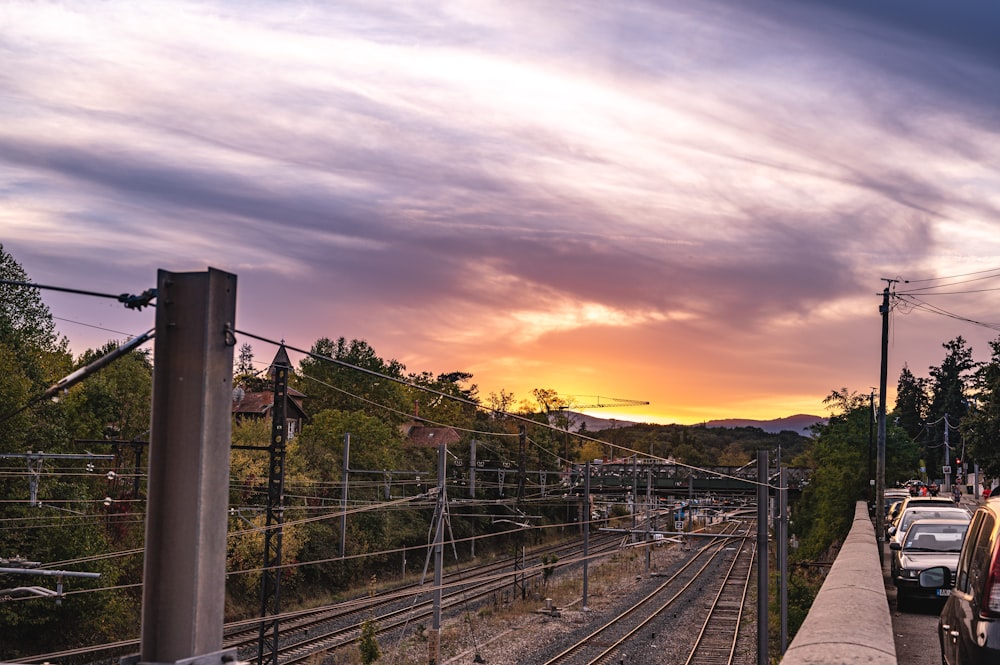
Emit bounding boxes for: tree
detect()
[792,388,916,558]
[0,243,63,354]
[295,337,408,418]
[894,364,928,441]
[927,337,977,479]
[401,370,479,428]
[358,617,381,664]
[233,342,268,392]
[962,336,1000,478]
[0,245,72,452]
[62,340,153,442]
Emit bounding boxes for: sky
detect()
[4,0,1000,425]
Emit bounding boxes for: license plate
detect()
[937,589,951,597]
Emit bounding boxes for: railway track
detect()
[22,531,625,665]
[684,525,755,665]
[539,520,753,665]
[263,530,627,664]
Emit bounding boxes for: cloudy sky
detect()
[4,0,1000,425]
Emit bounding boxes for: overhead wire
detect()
[236,328,783,489]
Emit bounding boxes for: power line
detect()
[235,328,783,489]
[898,266,1000,285]
[0,279,157,310]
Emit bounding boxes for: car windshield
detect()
[903,526,966,553]
[899,509,968,533]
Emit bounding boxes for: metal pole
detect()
[139,268,236,664]
[340,433,350,558]
[469,439,477,499]
[429,443,446,665]
[757,449,769,665]
[687,474,693,532]
[258,345,291,665]
[944,414,951,492]
[582,460,590,611]
[645,468,651,577]
[779,464,788,653]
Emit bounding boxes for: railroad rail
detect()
[684,525,755,665]
[22,531,625,665]
[539,520,752,665]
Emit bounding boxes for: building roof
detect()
[232,389,307,420]
[401,421,461,447]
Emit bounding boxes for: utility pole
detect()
[868,389,875,505]
[876,281,894,558]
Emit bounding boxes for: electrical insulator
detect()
[86,463,95,472]
[106,471,116,481]
[103,497,112,507]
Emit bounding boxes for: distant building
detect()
[232,387,308,439]
[400,420,461,447]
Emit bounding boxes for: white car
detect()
[887,504,971,550]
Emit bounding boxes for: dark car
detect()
[919,496,1000,664]
[889,518,968,609]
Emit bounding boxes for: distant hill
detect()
[556,412,824,436]
[704,414,825,436]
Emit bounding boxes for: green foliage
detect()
[541,554,558,586]
[925,336,977,476]
[598,422,809,467]
[0,245,73,453]
[357,610,381,660]
[61,341,153,442]
[794,390,877,559]
[895,365,928,441]
[295,337,409,419]
[963,336,1000,478]
[0,243,63,355]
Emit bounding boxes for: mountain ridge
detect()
[561,412,825,436]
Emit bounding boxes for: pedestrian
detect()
[952,484,962,503]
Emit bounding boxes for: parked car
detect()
[889,518,969,609]
[918,496,1000,664]
[887,499,906,526]
[887,504,971,549]
[885,488,909,516]
[887,496,958,537]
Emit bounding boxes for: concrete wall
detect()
[780,501,895,664]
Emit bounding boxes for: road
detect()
[883,492,981,664]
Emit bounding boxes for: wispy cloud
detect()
[3,0,1000,422]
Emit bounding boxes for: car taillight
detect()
[984,541,1000,617]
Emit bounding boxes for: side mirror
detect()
[889,542,901,551]
[918,565,952,589]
